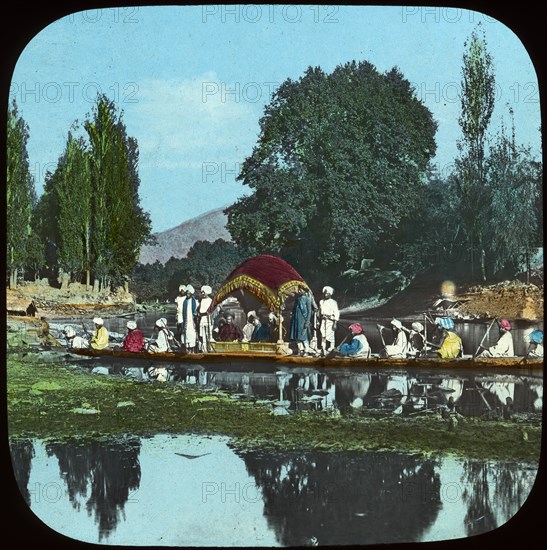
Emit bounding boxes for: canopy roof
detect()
[212,255,310,312]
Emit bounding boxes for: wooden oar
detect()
[326,329,353,358]
[473,318,497,359]
[377,324,387,348]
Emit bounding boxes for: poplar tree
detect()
[54,134,93,284]
[6,100,34,288]
[85,95,151,291]
[455,24,495,281]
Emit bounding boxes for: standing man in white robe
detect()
[318,286,340,356]
[175,284,187,344]
[181,285,198,352]
[198,285,214,352]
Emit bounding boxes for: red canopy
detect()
[212,255,311,312]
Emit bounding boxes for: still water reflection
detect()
[80,356,543,419]
[11,434,538,546]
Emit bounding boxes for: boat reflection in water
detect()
[11,433,539,546]
[93,358,543,419]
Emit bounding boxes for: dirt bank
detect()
[362,274,544,322]
[6,281,136,319]
[6,273,544,323]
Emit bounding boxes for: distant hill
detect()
[139,206,232,265]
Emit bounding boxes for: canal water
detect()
[10,311,544,545]
[10,433,540,546]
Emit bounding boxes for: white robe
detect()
[385,331,408,357]
[175,295,185,324]
[179,297,197,348]
[319,298,339,345]
[198,297,213,349]
[481,331,515,357]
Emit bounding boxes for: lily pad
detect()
[71,407,100,415]
[191,396,220,404]
[31,381,62,391]
[116,401,136,408]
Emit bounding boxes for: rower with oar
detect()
[327,323,371,359]
[476,319,515,358]
[377,319,408,358]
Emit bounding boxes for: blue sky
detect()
[9,5,542,233]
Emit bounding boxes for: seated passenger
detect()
[90,317,109,350]
[122,320,145,352]
[407,322,426,357]
[478,319,515,358]
[148,318,177,353]
[383,319,408,358]
[218,314,244,342]
[526,329,544,358]
[435,317,463,359]
[337,323,370,358]
[63,326,89,349]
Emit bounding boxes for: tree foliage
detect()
[130,240,253,303]
[6,99,35,288]
[226,62,437,280]
[482,114,542,276]
[32,95,151,290]
[455,24,496,280]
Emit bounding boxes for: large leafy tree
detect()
[226,62,437,279]
[455,24,496,281]
[6,100,35,288]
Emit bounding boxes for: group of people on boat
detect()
[62,283,544,361]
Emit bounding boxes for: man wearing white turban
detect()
[90,317,109,350]
[63,326,89,349]
[122,320,145,352]
[181,285,198,352]
[318,286,339,356]
[382,319,408,358]
[198,285,214,352]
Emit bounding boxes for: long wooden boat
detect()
[69,346,543,371]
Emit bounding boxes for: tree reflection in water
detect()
[462,460,534,537]
[238,450,442,546]
[10,439,35,506]
[45,437,141,541]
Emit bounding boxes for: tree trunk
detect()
[470,235,474,281]
[10,268,18,289]
[86,270,91,291]
[479,248,486,282]
[93,279,100,294]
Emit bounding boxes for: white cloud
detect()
[126,72,262,169]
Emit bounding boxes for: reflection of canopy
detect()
[212,255,311,312]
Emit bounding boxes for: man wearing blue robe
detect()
[289,289,314,355]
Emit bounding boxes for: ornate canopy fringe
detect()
[212,255,310,312]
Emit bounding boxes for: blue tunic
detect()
[251,323,270,342]
[289,294,312,342]
[339,338,364,356]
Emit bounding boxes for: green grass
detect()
[7,355,542,463]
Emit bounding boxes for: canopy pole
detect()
[275,301,291,355]
[277,306,284,345]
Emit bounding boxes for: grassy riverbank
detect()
[7,353,542,463]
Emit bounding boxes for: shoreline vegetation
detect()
[7,351,542,464]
